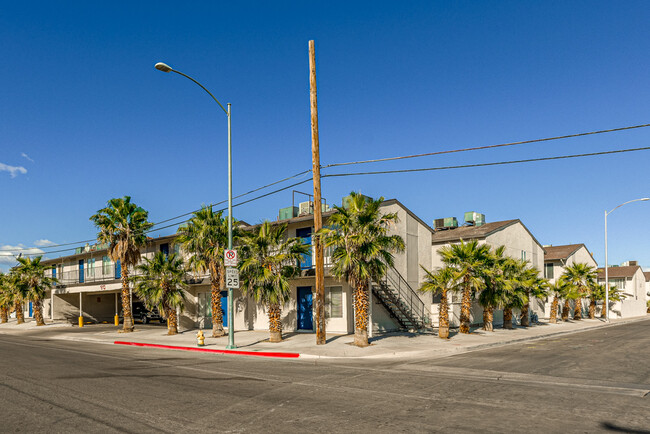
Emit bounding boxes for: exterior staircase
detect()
[372,265,430,331]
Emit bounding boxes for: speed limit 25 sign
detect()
[226,267,240,289]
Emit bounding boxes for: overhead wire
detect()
[323,122,650,168]
[321,145,650,177]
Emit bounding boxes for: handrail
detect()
[375,263,429,327]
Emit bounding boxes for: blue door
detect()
[296,227,312,270]
[160,243,169,257]
[79,259,84,283]
[221,291,228,326]
[52,266,56,279]
[297,286,313,330]
[115,260,121,279]
[29,302,33,317]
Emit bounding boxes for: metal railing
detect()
[375,264,429,328]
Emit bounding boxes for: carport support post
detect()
[114,293,119,326]
[78,293,83,328]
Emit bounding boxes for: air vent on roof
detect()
[299,201,314,216]
[279,206,298,220]
[622,260,638,266]
[464,211,485,227]
[434,217,458,230]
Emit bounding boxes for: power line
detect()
[1,169,312,253]
[323,123,650,168]
[321,145,650,177]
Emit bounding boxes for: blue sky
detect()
[1,1,649,271]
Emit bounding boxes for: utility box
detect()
[464,211,485,227]
[299,201,314,216]
[444,217,458,228]
[278,206,298,220]
[342,194,372,209]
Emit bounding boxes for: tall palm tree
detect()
[177,205,236,337]
[590,283,626,319]
[0,272,12,323]
[478,245,508,332]
[548,280,570,324]
[438,240,491,334]
[14,256,57,326]
[90,196,153,332]
[500,258,530,329]
[6,271,27,324]
[132,252,187,335]
[319,192,405,347]
[420,266,457,339]
[561,263,597,320]
[519,269,548,327]
[239,221,308,343]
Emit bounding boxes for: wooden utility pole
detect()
[309,40,326,345]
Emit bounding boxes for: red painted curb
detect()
[114,341,300,358]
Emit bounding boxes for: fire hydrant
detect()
[197,330,205,347]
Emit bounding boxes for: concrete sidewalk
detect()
[1,315,647,359]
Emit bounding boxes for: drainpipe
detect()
[78,292,83,327]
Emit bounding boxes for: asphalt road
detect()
[1,319,648,433]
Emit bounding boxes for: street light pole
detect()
[604,197,649,323]
[155,62,236,349]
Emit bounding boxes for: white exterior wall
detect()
[431,222,544,327]
[599,268,648,319]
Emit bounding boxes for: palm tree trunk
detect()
[549,296,559,323]
[588,299,596,319]
[33,299,45,326]
[268,302,283,342]
[121,266,133,332]
[601,300,607,318]
[459,278,472,334]
[353,279,370,347]
[167,307,178,335]
[0,306,8,323]
[573,297,582,320]
[562,299,570,321]
[209,262,225,337]
[438,288,450,339]
[15,302,24,324]
[483,306,494,332]
[520,303,530,327]
[503,307,513,329]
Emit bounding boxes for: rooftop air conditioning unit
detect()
[464,211,485,227]
[299,201,314,216]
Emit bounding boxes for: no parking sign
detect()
[224,249,238,267]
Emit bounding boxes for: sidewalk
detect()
[1,315,647,359]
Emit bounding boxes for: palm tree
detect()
[177,205,236,337]
[438,240,491,334]
[0,272,12,323]
[420,266,457,339]
[478,245,508,332]
[14,256,57,326]
[501,258,529,329]
[132,252,187,335]
[590,283,626,318]
[561,263,597,320]
[548,280,570,324]
[319,192,405,347]
[90,196,153,332]
[519,270,548,327]
[6,271,27,324]
[239,221,308,343]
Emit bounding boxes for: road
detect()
[1,319,648,433]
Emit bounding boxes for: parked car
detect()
[132,302,165,324]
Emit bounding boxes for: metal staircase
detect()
[372,265,429,331]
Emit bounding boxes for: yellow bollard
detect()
[78,316,84,328]
[114,315,119,326]
[197,329,205,346]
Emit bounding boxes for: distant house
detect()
[430,219,545,327]
[597,264,647,318]
[543,243,597,317]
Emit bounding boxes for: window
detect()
[326,286,343,318]
[102,256,111,275]
[608,278,625,290]
[544,263,554,279]
[160,243,169,257]
[521,250,527,261]
[173,243,181,256]
[87,258,96,277]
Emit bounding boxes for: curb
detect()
[114,341,300,358]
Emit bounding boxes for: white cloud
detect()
[21,153,34,163]
[0,244,45,265]
[34,239,56,247]
[0,162,27,178]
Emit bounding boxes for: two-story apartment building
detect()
[430,218,546,327]
[597,263,648,318]
[42,197,433,335]
[542,243,598,317]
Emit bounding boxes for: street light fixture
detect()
[155,61,236,349]
[604,197,649,322]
